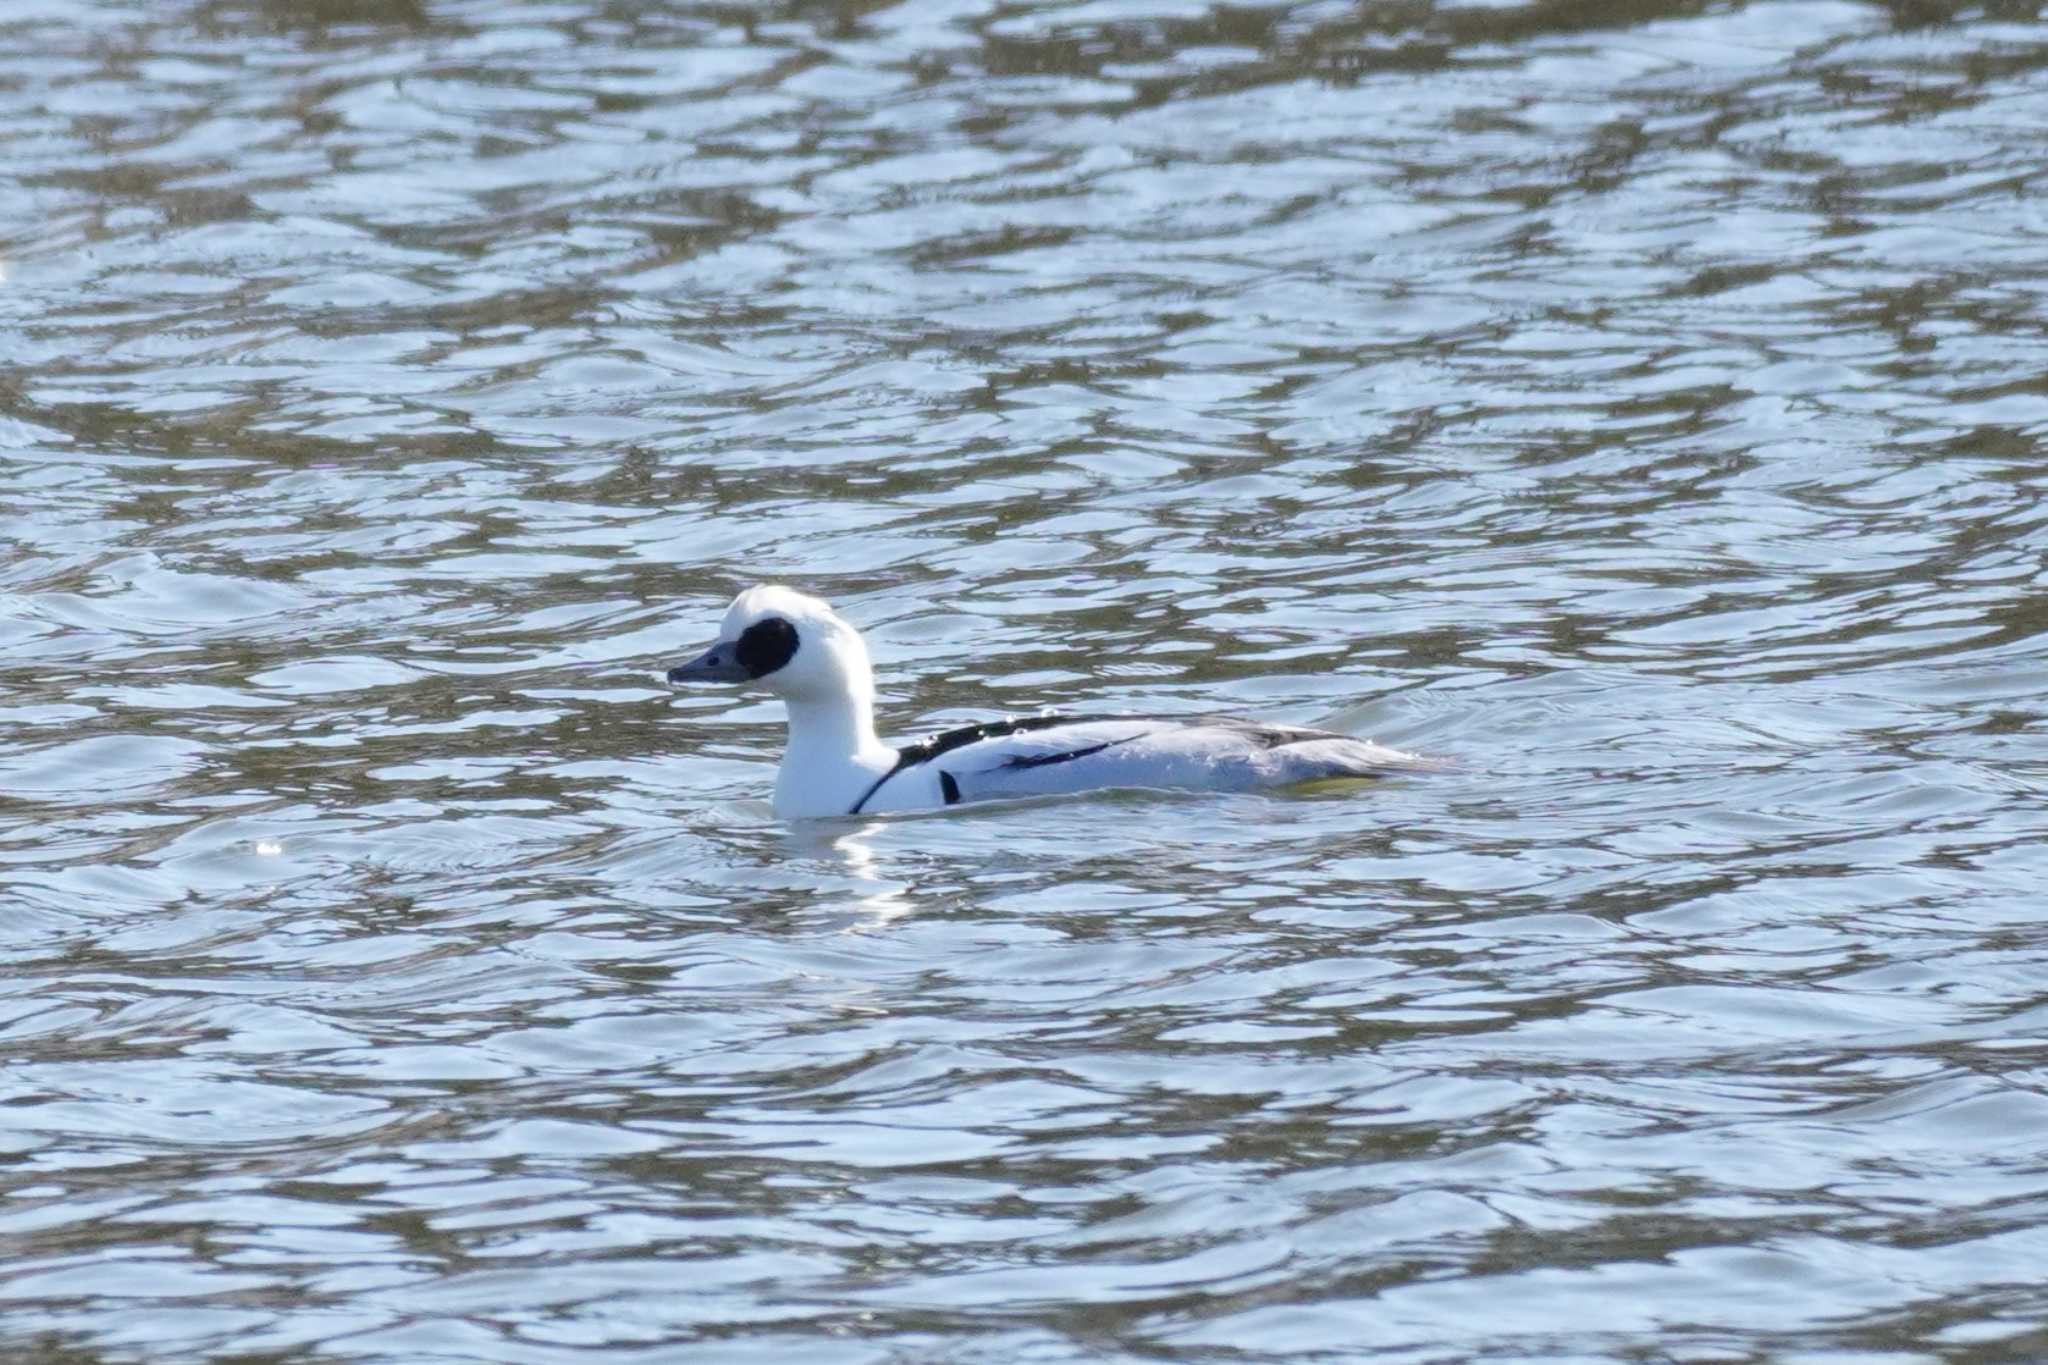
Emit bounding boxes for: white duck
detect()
[667,585,1431,820]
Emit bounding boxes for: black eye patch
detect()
[735,617,799,678]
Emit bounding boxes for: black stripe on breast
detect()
[846,714,1149,815]
[999,735,1143,770]
[852,716,1084,814]
[896,713,1089,767]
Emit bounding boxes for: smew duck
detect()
[667,585,1430,819]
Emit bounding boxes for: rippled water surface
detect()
[6,0,2048,1359]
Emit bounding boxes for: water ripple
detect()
[5,0,2048,1360]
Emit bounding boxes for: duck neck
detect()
[774,676,895,817]
[782,687,884,767]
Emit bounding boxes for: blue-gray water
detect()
[5,1,2048,1361]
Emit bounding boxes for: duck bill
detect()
[666,641,750,684]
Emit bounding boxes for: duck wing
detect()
[856,714,1427,811]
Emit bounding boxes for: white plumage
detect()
[667,586,1430,820]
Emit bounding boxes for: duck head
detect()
[666,585,875,705]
